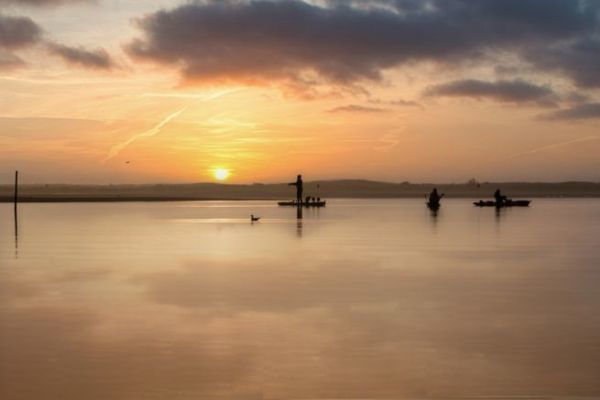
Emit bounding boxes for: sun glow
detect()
[213,168,230,181]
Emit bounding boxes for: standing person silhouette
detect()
[289,174,303,205]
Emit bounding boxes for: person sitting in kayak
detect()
[428,188,443,207]
[288,174,303,205]
[494,189,507,206]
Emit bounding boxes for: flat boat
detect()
[473,199,531,207]
[278,200,327,207]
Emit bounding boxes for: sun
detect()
[213,167,230,181]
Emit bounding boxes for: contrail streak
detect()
[510,135,599,159]
[104,108,186,162]
[141,88,241,100]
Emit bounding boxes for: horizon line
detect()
[2,179,600,187]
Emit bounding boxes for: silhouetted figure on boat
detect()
[474,189,530,208]
[494,189,507,206]
[428,188,443,209]
[289,174,303,205]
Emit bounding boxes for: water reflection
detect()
[493,206,509,235]
[296,205,303,220]
[429,207,439,224]
[495,206,504,220]
[0,199,599,399]
[296,205,303,238]
[13,205,18,259]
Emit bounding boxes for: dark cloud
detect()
[0,13,42,49]
[425,79,558,106]
[527,38,600,88]
[125,0,600,88]
[0,13,112,72]
[329,104,389,113]
[541,103,600,120]
[47,42,114,69]
[324,0,428,13]
[569,91,592,104]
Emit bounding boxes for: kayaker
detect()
[494,189,507,205]
[428,188,443,206]
[288,174,303,204]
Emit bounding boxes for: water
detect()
[1,199,599,400]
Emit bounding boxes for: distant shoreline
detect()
[1,195,599,203]
[0,196,219,203]
[1,180,599,202]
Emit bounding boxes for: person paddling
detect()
[428,188,444,207]
[288,174,303,205]
[494,189,507,206]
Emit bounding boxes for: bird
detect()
[250,214,261,222]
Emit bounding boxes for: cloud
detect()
[47,42,114,70]
[540,103,600,121]
[527,38,600,88]
[0,0,92,6]
[425,79,558,106]
[125,0,600,89]
[0,13,42,70]
[1,13,113,72]
[369,97,423,108]
[0,13,42,49]
[328,104,388,113]
[390,99,422,108]
[0,50,24,70]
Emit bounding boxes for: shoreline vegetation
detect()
[1,180,600,202]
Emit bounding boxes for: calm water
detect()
[1,199,600,400]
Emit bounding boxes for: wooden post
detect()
[14,170,18,209]
[14,171,19,258]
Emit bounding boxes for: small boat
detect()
[473,199,531,207]
[278,200,327,207]
[250,214,261,222]
[426,201,440,210]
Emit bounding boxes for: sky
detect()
[1,0,599,184]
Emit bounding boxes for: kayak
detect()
[474,200,531,207]
[278,201,326,207]
[427,201,440,210]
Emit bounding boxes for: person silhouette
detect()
[289,174,303,205]
[494,189,507,206]
[428,188,443,207]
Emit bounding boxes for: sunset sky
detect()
[1,0,599,184]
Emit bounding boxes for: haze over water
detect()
[1,199,600,399]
